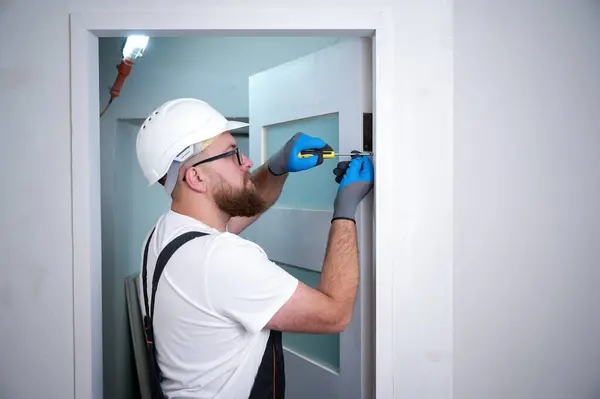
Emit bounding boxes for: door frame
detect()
[70,7,402,399]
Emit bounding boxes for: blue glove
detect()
[332,151,374,222]
[268,132,333,176]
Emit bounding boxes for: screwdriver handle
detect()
[298,150,335,159]
[298,150,373,158]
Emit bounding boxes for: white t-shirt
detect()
[138,210,298,399]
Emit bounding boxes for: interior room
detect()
[3,3,600,399]
[98,35,373,399]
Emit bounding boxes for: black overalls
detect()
[141,229,286,399]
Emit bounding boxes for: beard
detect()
[213,172,268,218]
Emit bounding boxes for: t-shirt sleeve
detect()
[205,235,299,333]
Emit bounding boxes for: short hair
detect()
[159,135,218,192]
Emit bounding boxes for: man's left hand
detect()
[267,132,332,176]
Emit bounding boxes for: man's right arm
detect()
[265,218,358,333]
[265,155,374,334]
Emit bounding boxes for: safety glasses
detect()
[182,147,242,182]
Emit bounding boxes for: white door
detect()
[242,37,374,399]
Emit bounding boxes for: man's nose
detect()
[240,153,253,170]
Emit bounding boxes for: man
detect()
[136,98,374,399]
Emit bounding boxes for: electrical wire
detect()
[100,97,114,117]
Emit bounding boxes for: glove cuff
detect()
[267,152,287,176]
[267,162,284,176]
[331,216,356,224]
[332,191,358,222]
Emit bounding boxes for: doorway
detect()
[98,35,363,399]
[70,9,396,399]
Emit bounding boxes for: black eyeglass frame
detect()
[182,147,242,182]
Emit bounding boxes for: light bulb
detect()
[122,35,149,60]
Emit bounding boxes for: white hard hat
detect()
[136,98,248,188]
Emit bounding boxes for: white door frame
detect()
[70,8,398,399]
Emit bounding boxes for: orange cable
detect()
[100,58,133,117]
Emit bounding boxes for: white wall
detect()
[454,1,600,399]
[0,4,75,399]
[8,1,593,395]
[6,2,600,399]
[99,36,342,399]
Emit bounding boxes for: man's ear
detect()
[183,166,208,193]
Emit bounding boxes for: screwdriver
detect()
[298,149,373,159]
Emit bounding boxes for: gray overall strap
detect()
[141,229,209,399]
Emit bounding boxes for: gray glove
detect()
[267,132,332,176]
[332,151,374,222]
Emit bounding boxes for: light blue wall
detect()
[100,119,170,399]
[264,113,342,370]
[99,36,343,399]
[99,36,347,119]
